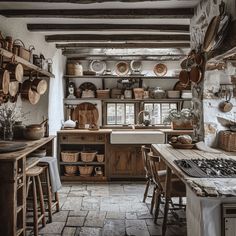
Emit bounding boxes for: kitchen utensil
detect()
[23,119,48,140]
[21,79,40,105]
[8,81,19,97]
[67,61,83,76]
[169,142,195,149]
[90,60,106,74]
[181,90,192,99]
[189,66,202,84]
[115,61,129,76]
[31,78,47,95]
[219,90,233,112]
[194,52,204,66]
[0,69,10,95]
[6,63,23,82]
[180,57,194,69]
[203,2,226,52]
[149,87,165,99]
[95,166,103,176]
[173,81,191,91]
[179,70,189,86]
[79,82,96,91]
[124,89,132,99]
[62,116,77,129]
[167,90,180,99]
[133,88,144,99]
[13,39,34,61]
[153,63,167,76]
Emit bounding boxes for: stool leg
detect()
[55,192,60,212]
[36,175,46,227]
[162,198,170,236]
[154,189,161,224]
[32,177,39,236]
[150,186,156,214]
[45,168,53,222]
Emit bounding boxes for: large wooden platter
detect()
[0,141,27,153]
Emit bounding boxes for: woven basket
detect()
[78,166,93,176]
[64,165,77,175]
[81,151,97,162]
[96,154,104,163]
[133,88,144,99]
[219,131,236,152]
[171,120,193,130]
[96,89,110,99]
[61,151,79,162]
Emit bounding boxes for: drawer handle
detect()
[81,136,85,140]
[18,168,22,173]
[62,136,66,140]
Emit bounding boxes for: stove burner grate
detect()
[174,158,236,178]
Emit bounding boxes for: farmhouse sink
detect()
[110,130,165,144]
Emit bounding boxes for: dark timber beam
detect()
[46,34,190,42]
[56,42,190,49]
[27,24,190,33]
[0,8,194,18]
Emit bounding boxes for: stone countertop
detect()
[57,129,112,134]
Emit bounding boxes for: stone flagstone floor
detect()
[27,182,187,236]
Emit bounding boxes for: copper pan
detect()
[179,70,189,86]
[189,66,202,84]
[0,69,10,95]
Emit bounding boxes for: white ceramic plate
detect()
[89,60,106,74]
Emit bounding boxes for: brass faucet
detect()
[137,110,150,126]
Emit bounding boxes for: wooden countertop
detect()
[0,136,55,161]
[152,144,236,197]
[58,129,112,134]
[158,129,193,134]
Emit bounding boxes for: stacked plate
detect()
[181,90,192,99]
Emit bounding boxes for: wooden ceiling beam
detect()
[56,42,190,49]
[0,8,194,18]
[27,23,189,33]
[46,34,190,42]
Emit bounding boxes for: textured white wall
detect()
[0,15,65,134]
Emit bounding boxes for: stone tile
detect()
[81,196,101,211]
[62,197,82,210]
[71,185,87,191]
[126,219,150,236]
[52,210,69,222]
[58,193,69,208]
[102,219,126,236]
[106,211,125,219]
[131,202,149,212]
[58,186,71,194]
[126,212,137,220]
[69,210,88,217]
[62,226,77,236]
[137,211,153,219]
[91,190,109,197]
[100,203,120,212]
[84,211,106,227]
[148,225,162,236]
[66,216,85,227]
[79,227,102,236]
[68,190,90,197]
[39,222,65,234]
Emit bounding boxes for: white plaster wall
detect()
[0,16,65,134]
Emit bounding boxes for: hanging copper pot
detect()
[21,79,40,105]
[6,63,24,82]
[179,70,190,87]
[31,78,47,95]
[9,81,19,97]
[189,66,202,84]
[0,69,10,95]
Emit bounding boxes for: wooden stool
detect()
[26,166,46,236]
[38,163,60,222]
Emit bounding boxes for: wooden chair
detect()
[148,153,186,236]
[26,166,46,236]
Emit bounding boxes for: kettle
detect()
[61,116,77,129]
[95,167,103,176]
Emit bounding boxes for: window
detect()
[144,102,177,125]
[106,103,135,125]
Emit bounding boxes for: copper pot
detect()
[23,119,47,140]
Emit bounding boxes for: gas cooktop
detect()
[174,158,236,178]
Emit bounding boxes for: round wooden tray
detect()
[0,141,27,153]
[169,142,195,149]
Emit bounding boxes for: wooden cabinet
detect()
[109,144,145,178]
[57,130,110,181]
[0,137,55,236]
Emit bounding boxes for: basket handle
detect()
[29,45,35,52]
[13,39,25,47]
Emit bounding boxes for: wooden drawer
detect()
[59,134,105,144]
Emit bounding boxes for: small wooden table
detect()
[151,144,236,236]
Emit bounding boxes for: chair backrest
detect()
[148,152,164,192]
[141,145,152,177]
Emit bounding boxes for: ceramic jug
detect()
[95,167,103,176]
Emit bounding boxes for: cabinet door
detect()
[134,146,145,177]
[110,146,134,176]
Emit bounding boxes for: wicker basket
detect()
[61,151,79,162]
[96,154,104,163]
[218,130,236,152]
[81,151,97,162]
[96,89,110,99]
[171,120,193,130]
[64,165,77,176]
[78,166,93,176]
[133,88,144,99]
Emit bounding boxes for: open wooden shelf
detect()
[0,47,55,78]
[61,175,107,181]
[60,161,105,165]
[64,75,178,79]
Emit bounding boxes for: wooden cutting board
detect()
[72,102,99,128]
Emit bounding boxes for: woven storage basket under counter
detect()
[61,151,79,162]
[218,130,236,152]
[78,166,94,176]
[81,151,97,162]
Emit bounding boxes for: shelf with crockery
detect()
[64,75,179,79]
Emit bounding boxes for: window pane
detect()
[117,104,125,124]
[107,103,116,124]
[126,104,135,124]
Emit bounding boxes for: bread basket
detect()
[61,151,79,162]
[81,151,97,162]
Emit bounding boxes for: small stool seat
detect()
[26,166,44,176]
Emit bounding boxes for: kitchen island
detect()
[152,144,236,236]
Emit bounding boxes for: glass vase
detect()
[3,124,13,141]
